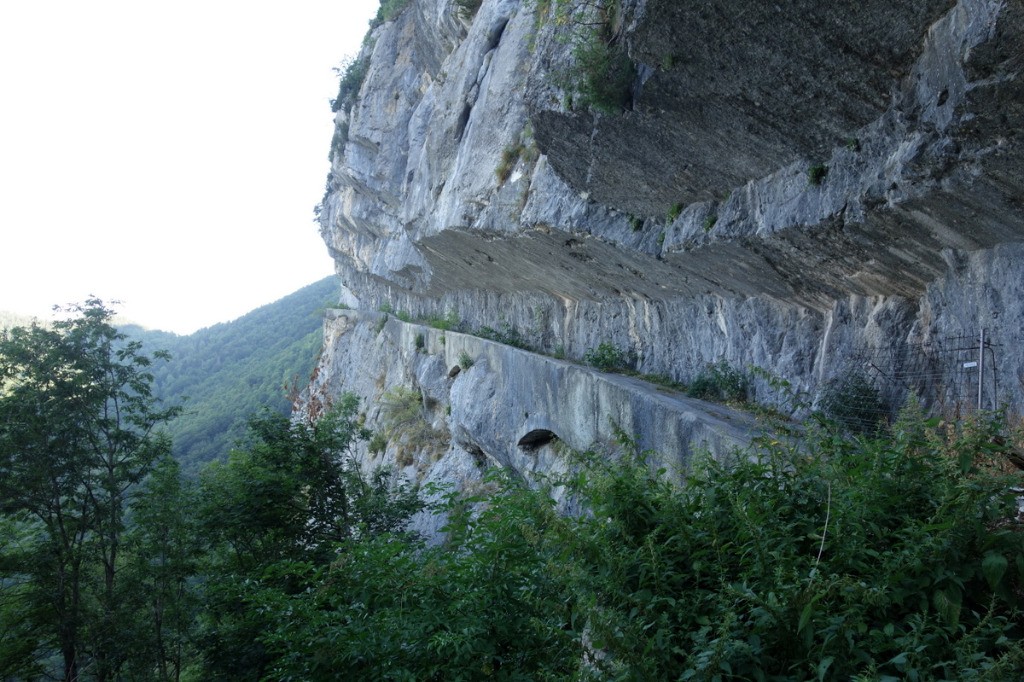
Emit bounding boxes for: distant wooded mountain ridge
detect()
[0,310,40,330]
[120,276,338,473]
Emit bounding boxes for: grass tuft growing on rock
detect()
[495,143,525,183]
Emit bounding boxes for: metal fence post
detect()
[978,328,985,411]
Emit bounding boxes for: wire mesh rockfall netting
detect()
[816,330,1010,433]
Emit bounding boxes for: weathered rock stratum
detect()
[305,309,762,508]
[305,0,1024,480]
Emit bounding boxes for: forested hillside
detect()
[123,276,337,472]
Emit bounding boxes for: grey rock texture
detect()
[307,0,1024,472]
[303,310,761,483]
[533,0,961,212]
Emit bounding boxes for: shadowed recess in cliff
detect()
[530,0,958,214]
[518,428,559,449]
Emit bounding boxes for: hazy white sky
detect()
[0,0,379,334]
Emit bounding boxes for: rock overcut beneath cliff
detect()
[304,309,764,525]
[306,0,1024,477]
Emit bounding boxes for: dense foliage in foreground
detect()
[2,301,1023,680]
[251,414,1024,682]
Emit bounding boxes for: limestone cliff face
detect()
[304,309,762,523]
[307,0,1024,482]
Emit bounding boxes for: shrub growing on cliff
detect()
[475,321,531,350]
[687,359,750,403]
[423,309,461,331]
[380,387,430,442]
[583,341,628,371]
[808,163,829,185]
[368,431,388,455]
[667,202,684,222]
[572,32,634,113]
[379,386,449,464]
[330,57,369,114]
[537,0,635,113]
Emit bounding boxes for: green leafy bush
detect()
[422,309,460,331]
[564,417,1024,680]
[583,341,628,371]
[193,398,421,679]
[367,431,388,455]
[573,36,634,113]
[19,396,1013,678]
[380,386,431,445]
[541,0,634,113]
[378,385,450,466]
[687,359,750,403]
[330,57,369,114]
[808,163,829,185]
[458,350,474,370]
[260,471,581,680]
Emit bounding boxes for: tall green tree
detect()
[0,299,178,681]
[120,454,201,681]
[193,396,422,679]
